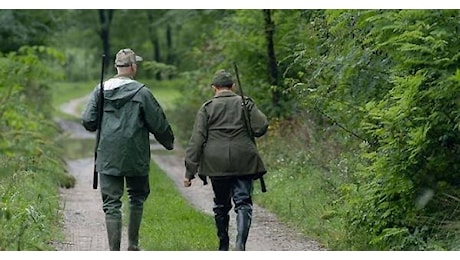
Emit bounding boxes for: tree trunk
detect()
[166,23,174,79]
[98,10,114,73]
[263,9,281,116]
[147,11,161,80]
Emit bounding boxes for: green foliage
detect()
[255,114,354,249]
[0,46,65,157]
[0,103,68,249]
[215,10,293,118]
[342,10,460,250]
[287,10,393,145]
[142,60,177,80]
[0,164,64,250]
[0,10,67,53]
[60,48,101,82]
[168,71,216,147]
[0,46,70,250]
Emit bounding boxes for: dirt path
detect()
[54,95,325,251]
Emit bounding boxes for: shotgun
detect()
[233,62,267,193]
[93,54,106,189]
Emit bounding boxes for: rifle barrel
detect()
[93,54,105,189]
[232,62,267,193]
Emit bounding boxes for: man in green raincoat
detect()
[82,48,174,251]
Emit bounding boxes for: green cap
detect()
[211,69,234,87]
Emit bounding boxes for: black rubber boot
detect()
[215,214,230,251]
[128,208,143,251]
[235,209,252,251]
[105,216,122,251]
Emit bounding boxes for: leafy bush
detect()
[0,46,70,250]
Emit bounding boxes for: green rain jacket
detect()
[82,77,174,177]
[185,90,268,180]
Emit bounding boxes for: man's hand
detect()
[183,178,192,187]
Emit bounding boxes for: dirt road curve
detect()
[54,96,325,251]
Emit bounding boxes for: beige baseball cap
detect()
[114,48,143,67]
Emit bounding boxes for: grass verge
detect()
[132,162,216,250]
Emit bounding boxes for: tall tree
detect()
[263,9,281,116]
[147,10,161,79]
[98,9,114,71]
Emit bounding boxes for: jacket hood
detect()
[102,77,144,109]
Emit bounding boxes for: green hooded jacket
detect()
[82,77,174,177]
[185,90,268,180]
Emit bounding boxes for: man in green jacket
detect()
[82,48,174,251]
[183,69,269,251]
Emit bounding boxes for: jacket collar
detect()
[214,90,237,98]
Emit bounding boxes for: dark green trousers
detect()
[100,173,150,250]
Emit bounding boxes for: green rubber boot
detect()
[127,208,143,251]
[105,216,122,251]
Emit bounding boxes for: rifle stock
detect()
[233,62,267,193]
[93,54,106,189]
